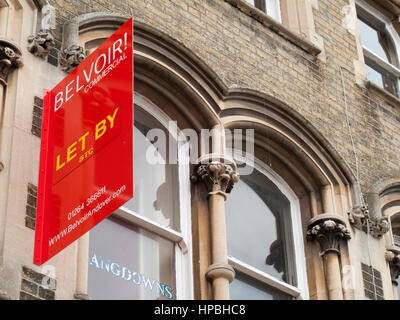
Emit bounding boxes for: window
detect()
[391,215,400,248]
[87,94,193,300]
[226,157,307,300]
[356,1,400,97]
[245,0,281,22]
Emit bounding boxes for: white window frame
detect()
[228,152,309,300]
[109,92,194,300]
[356,0,400,95]
[245,0,281,22]
[266,0,281,23]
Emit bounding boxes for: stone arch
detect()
[63,12,359,299]
[366,178,400,220]
[220,88,358,300]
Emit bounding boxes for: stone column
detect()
[74,233,90,300]
[0,39,22,267]
[191,155,239,300]
[385,247,400,299]
[307,213,351,300]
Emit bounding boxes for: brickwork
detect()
[19,267,56,300]
[25,183,37,230]
[31,96,43,138]
[42,0,400,193]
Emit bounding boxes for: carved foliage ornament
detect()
[59,45,87,73]
[0,42,23,86]
[191,160,239,196]
[369,216,391,239]
[27,30,55,59]
[307,219,351,255]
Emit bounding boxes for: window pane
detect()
[365,63,398,95]
[358,18,389,62]
[398,282,400,300]
[123,107,180,231]
[230,272,290,300]
[226,169,296,285]
[88,217,176,300]
[365,64,384,88]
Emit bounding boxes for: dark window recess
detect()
[20,266,56,300]
[361,263,384,300]
[25,183,37,230]
[31,96,43,138]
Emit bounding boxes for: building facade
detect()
[0,0,400,300]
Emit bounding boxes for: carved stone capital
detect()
[385,247,400,286]
[191,155,239,197]
[369,216,390,238]
[307,213,351,255]
[59,45,87,73]
[348,204,369,229]
[27,30,55,59]
[0,39,23,86]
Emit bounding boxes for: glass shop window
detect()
[87,103,191,300]
[88,217,175,300]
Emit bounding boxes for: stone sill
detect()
[224,0,322,57]
[366,80,400,108]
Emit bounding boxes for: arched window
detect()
[87,93,193,300]
[380,184,400,299]
[356,0,400,96]
[225,157,308,300]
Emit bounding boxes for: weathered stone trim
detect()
[366,80,400,109]
[223,0,322,56]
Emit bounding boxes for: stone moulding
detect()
[223,0,322,56]
[0,38,23,86]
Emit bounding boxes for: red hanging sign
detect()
[34,18,134,265]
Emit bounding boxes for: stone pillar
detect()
[0,38,22,267]
[385,247,400,299]
[74,233,90,300]
[191,155,239,300]
[307,213,351,300]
